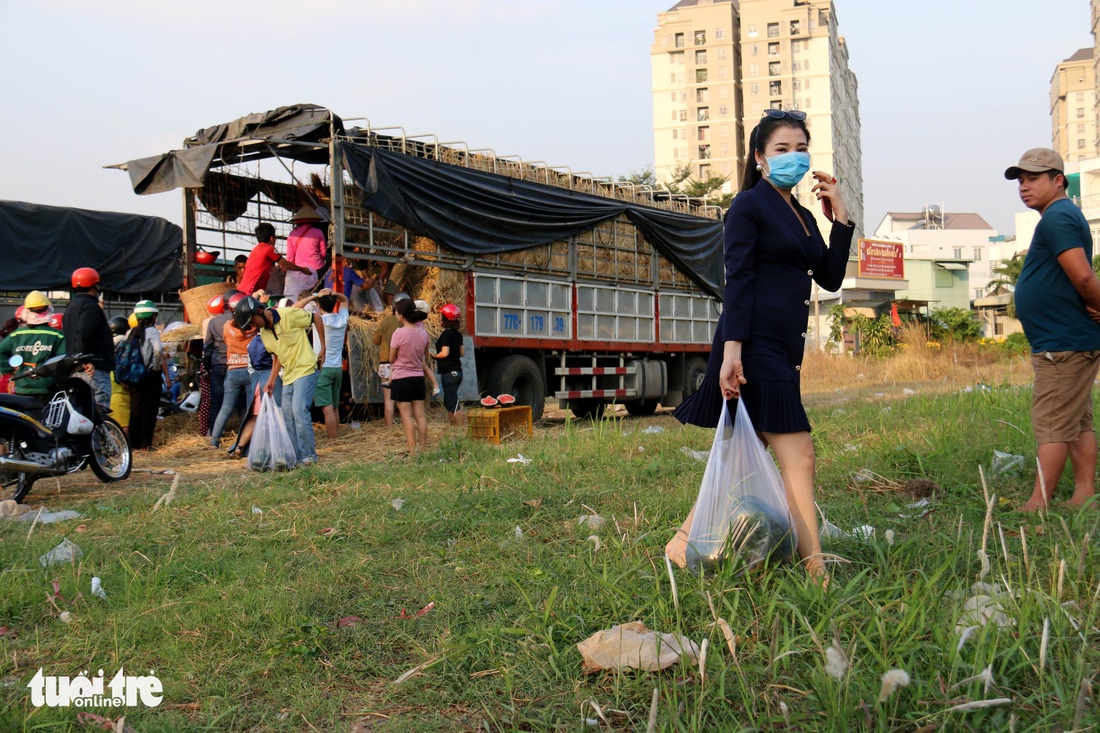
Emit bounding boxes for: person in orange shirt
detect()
[208,316,254,449]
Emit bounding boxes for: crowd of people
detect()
[0,210,467,465]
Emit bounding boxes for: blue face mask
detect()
[763,151,811,189]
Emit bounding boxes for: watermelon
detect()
[480,396,499,407]
[497,394,515,405]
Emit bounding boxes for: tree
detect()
[987,253,1025,319]
[929,306,983,343]
[617,168,658,189]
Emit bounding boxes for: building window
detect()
[695,50,707,64]
[721,162,731,173]
[679,110,688,121]
[804,78,810,89]
[719,86,728,98]
[768,42,780,56]
[750,83,759,94]
[767,23,779,38]
[750,102,761,114]
[769,61,781,76]
[717,48,726,60]
[973,249,982,262]
[718,105,728,115]
[673,148,679,160]
[747,25,758,37]
[698,146,711,161]
[674,33,684,48]
[749,63,759,76]
[720,143,730,155]
[1078,123,1086,134]
[698,126,709,141]
[716,28,726,40]
[792,61,801,71]
[803,98,810,108]
[700,163,711,177]
[792,40,801,51]
[670,51,684,65]
[718,67,727,78]
[694,30,706,45]
[1077,107,1085,118]
[953,248,963,259]
[670,92,677,102]
[696,88,709,102]
[677,72,685,83]
[770,100,782,110]
[994,322,1004,336]
[680,91,687,101]
[697,107,710,121]
[770,80,782,96]
[672,129,678,140]
[671,111,678,121]
[935,269,953,288]
[790,20,801,35]
[793,80,801,91]
[1080,139,1087,149]
[803,59,810,70]
[719,124,729,136]
[1077,91,1085,101]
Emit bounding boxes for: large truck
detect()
[117,104,725,420]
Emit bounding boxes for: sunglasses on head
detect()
[761,108,807,121]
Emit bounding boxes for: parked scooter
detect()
[0,353,132,503]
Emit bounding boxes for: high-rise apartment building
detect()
[651,0,864,234]
[1051,48,1096,163]
[651,1,744,195]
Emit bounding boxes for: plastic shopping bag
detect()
[685,399,797,575]
[248,393,298,472]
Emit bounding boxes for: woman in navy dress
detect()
[669,110,854,583]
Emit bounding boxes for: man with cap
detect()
[0,292,66,398]
[283,206,328,301]
[238,223,312,298]
[233,295,326,466]
[1006,147,1100,511]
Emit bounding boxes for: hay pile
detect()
[162,324,201,344]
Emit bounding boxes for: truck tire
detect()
[624,400,659,417]
[486,355,545,421]
[683,356,709,400]
[569,399,604,420]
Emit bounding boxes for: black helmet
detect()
[109,315,130,336]
[232,296,264,330]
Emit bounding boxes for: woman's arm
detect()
[721,198,760,343]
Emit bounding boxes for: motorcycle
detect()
[0,353,132,503]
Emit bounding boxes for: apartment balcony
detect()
[1075,192,1100,221]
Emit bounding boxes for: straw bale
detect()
[162,324,201,344]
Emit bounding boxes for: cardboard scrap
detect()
[577,621,700,673]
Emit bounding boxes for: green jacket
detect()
[0,325,66,396]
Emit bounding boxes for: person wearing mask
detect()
[295,288,349,440]
[372,292,409,427]
[63,267,114,411]
[233,296,325,466]
[126,301,171,451]
[202,292,236,438]
[283,207,328,301]
[669,109,853,586]
[0,291,66,398]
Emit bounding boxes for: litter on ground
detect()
[39,539,83,567]
[577,621,700,672]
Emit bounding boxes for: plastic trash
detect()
[991,450,1026,478]
[513,526,523,538]
[391,498,405,511]
[15,509,82,524]
[854,468,875,483]
[641,426,665,434]
[506,454,531,464]
[576,514,605,530]
[902,388,915,395]
[251,506,263,515]
[39,539,83,567]
[851,525,875,540]
[90,577,107,601]
[679,445,710,463]
[820,518,850,539]
[577,621,700,672]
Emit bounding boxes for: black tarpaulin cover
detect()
[341,144,724,299]
[0,201,182,294]
[126,104,342,195]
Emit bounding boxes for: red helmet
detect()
[71,267,101,289]
[48,313,63,329]
[206,294,225,315]
[226,291,246,310]
[440,303,461,320]
[14,306,26,323]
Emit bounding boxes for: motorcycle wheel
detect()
[9,474,34,504]
[88,417,132,483]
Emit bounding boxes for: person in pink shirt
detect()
[284,206,327,300]
[389,298,435,455]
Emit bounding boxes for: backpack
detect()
[114,337,148,386]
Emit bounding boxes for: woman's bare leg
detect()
[762,430,826,584]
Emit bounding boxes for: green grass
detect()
[1,384,1098,731]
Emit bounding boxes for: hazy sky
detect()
[0,0,1092,237]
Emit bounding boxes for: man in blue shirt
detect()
[1006,148,1100,511]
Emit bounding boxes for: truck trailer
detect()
[117,104,726,420]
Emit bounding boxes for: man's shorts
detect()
[313,366,343,408]
[1030,350,1100,444]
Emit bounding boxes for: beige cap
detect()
[1004,148,1064,179]
[414,299,431,315]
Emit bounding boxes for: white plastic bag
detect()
[685,399,796,575]
[247,393,298,472]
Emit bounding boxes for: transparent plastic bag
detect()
[248,393,298,472]
[685,399,797,575]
